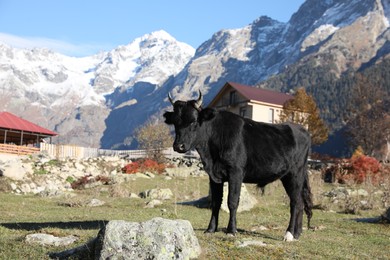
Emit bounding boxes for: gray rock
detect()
[165,166,205,177]
[26,233,78,247]
[51,218,201,259]
[86,198,105,207]
[235,239,267,248]
[347,189,369,197]
[140,188,173,200]
[220,183,257,213]
[129,192,140,199]
[97,218,201,259]
[144,199,162,208]
[2,158,28,180]
[180,183,257,212]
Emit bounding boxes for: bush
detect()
[328,154,383,185]
[350,155,381,183]
[121,159,168,174]
[121,161,140,174]
[71,175,111,190]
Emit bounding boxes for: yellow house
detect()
[208,82,293,123]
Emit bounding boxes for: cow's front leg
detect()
[226,179,242,234]
[205,180,223,233]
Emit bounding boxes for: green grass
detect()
[0,174,389,259]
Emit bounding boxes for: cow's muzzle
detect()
[173,143,187,153]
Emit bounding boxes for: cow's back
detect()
[241,117,310,184]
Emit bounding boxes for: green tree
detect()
[135,119,173,162]
[279,87,329,145]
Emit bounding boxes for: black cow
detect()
[163,92,313,241]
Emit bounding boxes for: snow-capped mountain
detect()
[101,0,389,150]
[0,0,388,153]
[166,0,389,103]
[0,30,194,147]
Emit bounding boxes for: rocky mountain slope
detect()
[0,0,388,155]
[102,0,389,151]
[0,31,194,147]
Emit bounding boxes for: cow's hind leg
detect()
[281,172,304,241]
[205,180,223,233]
[226,179,242,234]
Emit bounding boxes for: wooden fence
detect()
[0,142,198,160]
[39,143,99,159]
[39,143,198,160]
[0,143,39,155]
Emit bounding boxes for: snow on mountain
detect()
[0,44,105,108]
[301,24,339,52]
[92,30,194,91]
[0,30,194,107]
[99,0,390,149]
[0,30,195,147]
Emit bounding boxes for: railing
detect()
[0,142,199,160]
[0,143,40,155]
[39,143,198,160]
[39,143,99,159]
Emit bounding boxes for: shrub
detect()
[329,154,382,185]
[66,176,75,184]
[141,159,166,174]
[71,175,93,189]
[350,155,381,183]
[121,159,168,174]
[34,168,49,175]
[71,175,111,190]
[121,161,140,174]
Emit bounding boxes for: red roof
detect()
[0,112,57,136]
[227,82,292,105]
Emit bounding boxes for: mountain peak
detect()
[123,30,195,52]
[142,30,176,41]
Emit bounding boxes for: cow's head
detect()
[163,91,215,153]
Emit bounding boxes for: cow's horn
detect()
[168,93,174,105]
[195,90,203,109]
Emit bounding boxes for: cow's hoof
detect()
[204,229,216,234]
[226,232,236,237]
[283,231,295,242]
[226,229,237,236]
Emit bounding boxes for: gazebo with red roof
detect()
[0,112,57,146]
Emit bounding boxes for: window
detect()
[268,108,274,123]
[229,91,237,105]
[240,107,247,117]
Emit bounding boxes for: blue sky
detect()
[0,0,305,57]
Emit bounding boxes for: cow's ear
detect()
[163,111,174,125]
[199,108,216,124]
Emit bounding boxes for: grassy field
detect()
[0,173,389,260]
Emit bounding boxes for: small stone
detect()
[26,233,78,247]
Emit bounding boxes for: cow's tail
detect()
[302,161,313,229]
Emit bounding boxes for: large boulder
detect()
[97,218,201,259]
[50,218,201,259]
[180,183,258,213]
[221,183,257,213]
[0,157,31,180]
